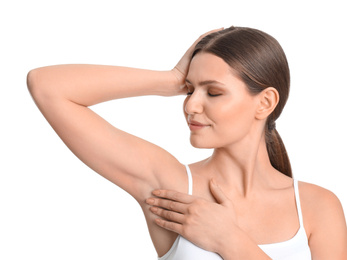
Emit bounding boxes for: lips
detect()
[188,119,210,131]
[188,119,206,126]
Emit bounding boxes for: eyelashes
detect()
[185,84,222,97]
[208,93,221,97]
[186,91,221,97]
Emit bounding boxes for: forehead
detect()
[187,52,243,86]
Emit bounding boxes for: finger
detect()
[152,189,195,204]
[154,218,183,235]
[183,27,224,60]
[146,197,187,213]
[150,206,185,224]
[209,178,228,205]
[185,27,224,56]
[173,27,224,77]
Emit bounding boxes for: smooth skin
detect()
[27,29,347,259]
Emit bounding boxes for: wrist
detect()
[170,67,187,91]
[218,226,271,260]
[151,70,185,97]
[217,225,239,259]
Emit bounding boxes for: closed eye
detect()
[187,91,221,97]
[208,93,221,97]
[185,83,222,97]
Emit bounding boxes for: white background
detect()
[1,0,346,259]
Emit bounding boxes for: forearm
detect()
[27,64,180,106]
[218,228,271,260]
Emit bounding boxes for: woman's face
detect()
[183,52,260,149]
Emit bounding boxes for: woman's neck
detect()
[202,133,274,198]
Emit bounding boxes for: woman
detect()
[27,26,347,259]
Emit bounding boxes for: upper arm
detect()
[300,182,347,259]
[27,68,183,202]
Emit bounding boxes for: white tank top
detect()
[158,165,312,260]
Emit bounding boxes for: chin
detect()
[190,137,215,149]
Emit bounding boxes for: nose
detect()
[184,92,204,115]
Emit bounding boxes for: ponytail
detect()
[265,124,292,178]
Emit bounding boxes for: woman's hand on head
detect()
[146,178,237,254]
[171,28,224,91]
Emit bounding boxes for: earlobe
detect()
[255,87,279,120]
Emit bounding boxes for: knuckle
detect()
[171,192,179,201]
[199,33,206,39]
[188,204,198,215]
[152,199,159,206]
[187,205,194,215]
[161,220,168,228]
[156,207,164,216]
[185,215,193,225]
[168,201,176,210]
[155,198,163,207]
[165,221,174,230]
[184,214,197,228]
[165,210,173,220]
[150,198,158,206]
[158,190,167,199]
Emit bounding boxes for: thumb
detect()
[209,178,228,205]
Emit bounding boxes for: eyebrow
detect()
[185,79,225,86]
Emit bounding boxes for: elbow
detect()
[27,68,39,96]
[27,68,45,101]
[27,67,57,103]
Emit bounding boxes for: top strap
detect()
[185,165,193,195]
[293,179,304,227]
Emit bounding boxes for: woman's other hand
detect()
[146,178,236,253]
[170,28,224,91]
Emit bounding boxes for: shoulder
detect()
[298,181,347,254]
[298,181,344,210]
[298,181,345,225]
[298,181,342,207]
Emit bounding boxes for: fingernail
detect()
[150,207,158,213]
[152,190,161,196]
[146,198,155,205]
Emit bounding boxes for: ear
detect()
[255,87,279,120]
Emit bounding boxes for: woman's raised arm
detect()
[27,65,185,202]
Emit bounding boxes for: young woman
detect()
[27,26,347,259]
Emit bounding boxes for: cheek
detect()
[212,99,257,136]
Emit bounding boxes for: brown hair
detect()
[192,26,292,177]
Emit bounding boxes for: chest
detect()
[192,176,300,245]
